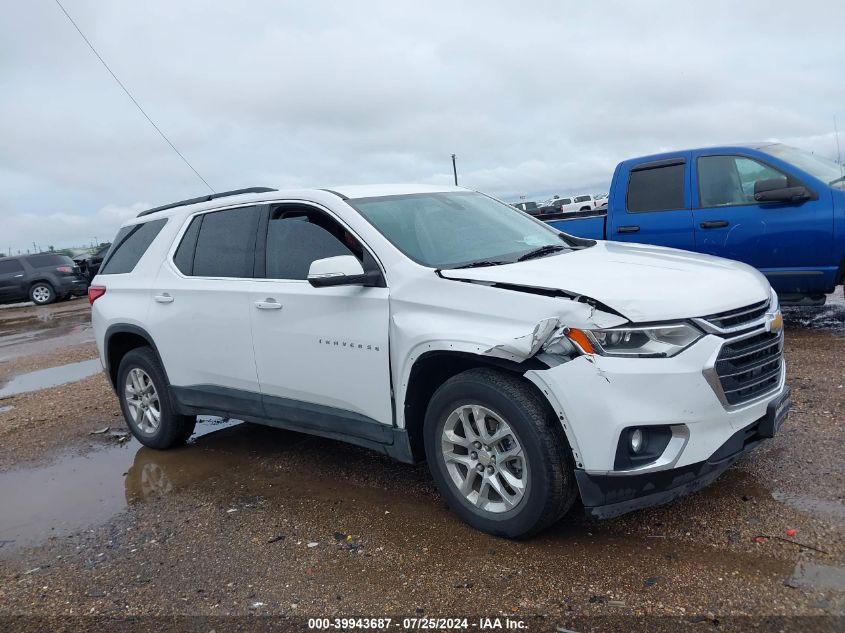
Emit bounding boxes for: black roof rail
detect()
[136,187,278,218]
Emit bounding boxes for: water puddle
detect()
[787,561,845,592]
[0,306,93,362]
[0,405,13,414]
[772,490,845,524]
[783,288,845,335]
[0,416,240,557]
[0,359,102,399]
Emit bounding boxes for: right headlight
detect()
[566,322,704,358]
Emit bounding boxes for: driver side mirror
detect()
[307,255,379,288]
[754,177,812,204]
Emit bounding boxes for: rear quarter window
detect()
[99,219,167,275]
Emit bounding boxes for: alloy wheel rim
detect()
[32,286,51,303]
[124,368,161,435]
[440,404,528,513]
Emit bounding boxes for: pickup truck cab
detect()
[549,143,845,304]
[91,185,789,537]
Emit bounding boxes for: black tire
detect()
[423,368,577,538]
[29,282,56,305]
[117,347,196,449]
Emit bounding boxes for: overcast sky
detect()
[1,0,843,253]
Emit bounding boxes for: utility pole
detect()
[835,115,843,175]
[451,154,458,186]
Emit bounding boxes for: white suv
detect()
[90,184,790,538]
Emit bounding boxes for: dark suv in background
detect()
[0,254,89,305]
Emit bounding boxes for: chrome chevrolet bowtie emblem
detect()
[766,310,783,334]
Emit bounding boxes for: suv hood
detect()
[440,241,771,323]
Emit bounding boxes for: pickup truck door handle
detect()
[700,220,729,229]
[154,293,174,304]
[13,274,23,278]
[617,225,640,234]
[254,299,282,310]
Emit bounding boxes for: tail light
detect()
[88,286,106,305]
[56,266,73,273]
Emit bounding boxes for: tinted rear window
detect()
[99,219,167,274]
[192,206,260,278]
[173,216,203,275]
[627,163,686,212]
[0,259,24,273]
[26,254,74,268]
[574,195,590,202]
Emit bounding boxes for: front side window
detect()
[697,156,785,207]
[265,206,360,280]
[0,259,23,274]
[627,162,685,212]
[191,206,260,278]
[100,219,167,275]
[348,191,575,269]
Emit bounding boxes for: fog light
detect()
[630,428,645,454]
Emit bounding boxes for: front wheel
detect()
[424,368,577,538]
[117,347,196,449]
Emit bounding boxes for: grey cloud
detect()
[0,0,843,252]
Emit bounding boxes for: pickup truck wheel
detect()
[424,368,577,538]
[117,347,196,449]
[29,282,56,305]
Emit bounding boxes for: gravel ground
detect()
[0,296,842,632]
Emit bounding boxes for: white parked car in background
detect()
[90,184,790,538]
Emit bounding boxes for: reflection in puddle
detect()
[783,288,845,335]
[0,359,102,398]
[0,308,93,362]
[0,417,241,557]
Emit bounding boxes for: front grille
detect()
[715,330,783,405]
[703,299,768,330]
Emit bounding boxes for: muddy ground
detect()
[0,293,842,632]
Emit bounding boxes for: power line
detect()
[52,0,215,193]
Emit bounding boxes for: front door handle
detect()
[13,274,23,278]
[617,225,640,234]
[700,220,729,229]
[255,299,282,310]
[154,293,174,304]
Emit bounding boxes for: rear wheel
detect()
[424,368,577,538]
[117,347,196,449]
[30,282,55,305]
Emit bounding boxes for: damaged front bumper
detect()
[576,387,790,518]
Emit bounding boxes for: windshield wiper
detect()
[451,260,511,269]
[516,244,568,262]
[829,175,845,186]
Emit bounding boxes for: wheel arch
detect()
[402,350,565,462]
[104,324,168,390]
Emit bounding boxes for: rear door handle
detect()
[13,274,23,278]
[254,299,282,310]
[154,293,174,304]
[617,225,640,234]
[700,220,729,229]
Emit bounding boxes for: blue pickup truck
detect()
[548,143,845,304]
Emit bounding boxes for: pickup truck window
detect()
[627,163,685,212]
[561,198,572,205]
[349,191,571,268]
[698,156,784,207]
[574,195,591,203]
